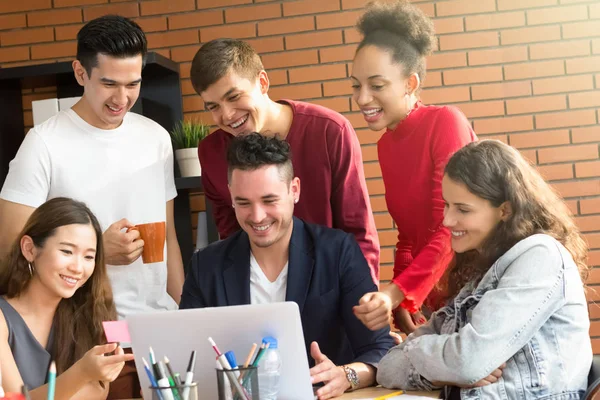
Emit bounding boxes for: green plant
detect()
[170,119,210,149]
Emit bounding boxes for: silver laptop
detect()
[127,302,314,400]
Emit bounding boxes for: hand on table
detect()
[103,218,144,265]
[310,342,351,400]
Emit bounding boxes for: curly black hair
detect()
[356,0,436,80]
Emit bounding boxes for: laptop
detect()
[127,302,314,400]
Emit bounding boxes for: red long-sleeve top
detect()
[198,99,381,283]
[379,101,477,313]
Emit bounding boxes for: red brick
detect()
[474,115,533,134]
[285,30,342,50]
[320,44,357,63]
[153,49,170,59]
[0,14,27,30]
[197,0,251,9]
[536,163,574,181]
[22,92,57,110]
[519,148,539,162]
[31,41,76,60]
[170,45,199,62]
[501,25,561,45]
[425,71,443,87]
[373,213,393,230]
[367,178,385,195]
[262,49,318,69]
[341,0,368,9]
[356,129,383,145]
[437,0,495,16]
[134,16,167,33]
[258,16,314,36]
[443,66,503,85]
[226,4,280,23]
[576,161,600,178]
[343,27,361,44]
[506,94,567,115]
[181,79,195,96]
[54,0,104,6]
[345,112,368,129]
[269,83,321,100]
[140,0,195,16]
[168,10,222,30]
[379,229,398,247]
[23,110,33,127]
[536,110,597,129]
[201,22,256,42]
[510,129,570,149]
[566,56,600,74]
[0,0,51,12]
[54,24,82,41]
[323,80,352,96]
[179,62,191,79]
[316,10,361,30]
[266,69,287,86]
[283,0,339,16]
[527,4,587,25]
[532,74,594,95]
[581,198,600,215]
[310,97,350,113]
[147,29,198,50]
[439,31,499,51]
[420,87,471,104]
[498,0,557,10]
[573,126,600,144]
[363,146,378,163]
[563,20,600,40]
[28,8,81,27]
[553,180,600,198]
[465,11,525,31]
[363,162,382,179]
[183,110,212,125]
[183,96,204,113]
[564,199,578,215]
[531,40,590,61]
[575,215,600,232]
[472,81,532,100]
[433,17,464,34]
[454,100,505,119]
[589,303,600,319]
[468,46,528,66]
[569,91,600,109]
[539,144,598,164]
[505,60,565,80]
[585,233,600,249]
[85,3,139,21]
[593,339,600,354]
[1,27,53,46]
[427,52,467,70]
[246,37,284,54]
[289,64,346,84]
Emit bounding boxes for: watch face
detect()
[344,366,359,389]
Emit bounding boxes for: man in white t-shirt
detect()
[181,133,394,399]
[0,15,184,398]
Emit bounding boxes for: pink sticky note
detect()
[103,320,131,343]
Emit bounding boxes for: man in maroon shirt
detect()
[190,38,380,283]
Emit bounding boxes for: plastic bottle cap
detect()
[262,336,278,349]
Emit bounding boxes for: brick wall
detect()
[1,0,599,350]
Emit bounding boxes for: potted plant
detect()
[170,119,210,177]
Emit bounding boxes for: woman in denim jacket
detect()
[377,140,592,399]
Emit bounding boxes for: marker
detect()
[164,356,182,400]
[181,350,196,400]
[143,358,164,400]
[208,339,248,400]
[174,373,182,386]
[149,347,157,365]
[374,391,404,400]
[156,362,175,400]
[47,361,56,400]
[225,351,238,369]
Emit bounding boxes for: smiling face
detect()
[442,175,507,253]
[201,69,270,137]
[72,53,143,130]
[25,224,97,299]
[229,165,299,249]
[351,45,412,131]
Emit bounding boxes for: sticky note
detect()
[103,320,131,343]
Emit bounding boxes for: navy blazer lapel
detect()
[222,231,251,306]
[285,218,314,314]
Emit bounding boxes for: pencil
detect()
[47,361,56,400]
[242,343,257,368]
[374,391,404,400]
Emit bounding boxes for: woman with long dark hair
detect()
[377,140,592,399]
[0,197,133,399]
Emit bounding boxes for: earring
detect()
[27,263,33,277]
[232,204,235,209]
[294,198,298,204]
[404,92,413,118]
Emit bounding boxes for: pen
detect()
[174,373,182,386]
[181,350,196,400]
[149,346,157,365]
[156,362,175,400]
[22,385,31,400]
[374,391,404,400]
[164,356,182,400]
[209,338,249,400]
[225,351,238,369]
[47,361,56,400]
[251,342,270,368]
[143,357,164,400]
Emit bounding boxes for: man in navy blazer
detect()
[180,133,393,399]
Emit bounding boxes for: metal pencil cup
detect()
[150,382,198,400]
[216,366,259,400]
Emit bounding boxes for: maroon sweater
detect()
[198,99,380,282]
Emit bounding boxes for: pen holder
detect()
[150,382,198,400]
[216,366,259,400]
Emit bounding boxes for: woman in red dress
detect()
[352,0,477,334]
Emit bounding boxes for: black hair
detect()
[356,0,435,81]
[226,133,293,184]
[77,15,147,77]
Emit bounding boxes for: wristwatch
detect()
[341,365,360,391]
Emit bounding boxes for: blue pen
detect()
[143,357,164,400]
[224,351,238,369]
[47,361,56,400]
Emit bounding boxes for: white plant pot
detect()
[175,148,202,177]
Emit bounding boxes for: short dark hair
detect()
[191,38,264,94]
[77,15,147,77]
[227,133,293,184]
[356,0,435,82]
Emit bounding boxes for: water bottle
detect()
[257,336,281,400]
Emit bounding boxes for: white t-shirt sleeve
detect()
[0,130,51,208]
[163,131,177,202]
